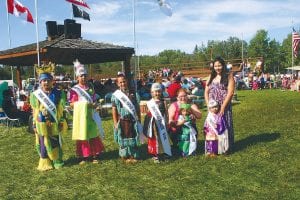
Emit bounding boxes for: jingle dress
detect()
[111,92,140,159]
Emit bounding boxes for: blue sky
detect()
[1,0,300,55]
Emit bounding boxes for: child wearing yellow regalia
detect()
[30,62,68,171]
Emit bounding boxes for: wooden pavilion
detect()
[0,20,135,90]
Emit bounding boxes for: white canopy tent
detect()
[286,66,300,71]
[0,80,17,87]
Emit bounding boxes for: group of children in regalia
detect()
[143,82,229,163]
[31,61,229,171]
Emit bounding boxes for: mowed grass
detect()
[0,90,299,199]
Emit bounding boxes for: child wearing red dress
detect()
[143,83,171,163]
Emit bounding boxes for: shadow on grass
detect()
[64,143,152,166]
[233,132,280,153]
[64,139,208,166]
[101,144,150,161]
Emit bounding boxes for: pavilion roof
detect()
[0,35,134,66]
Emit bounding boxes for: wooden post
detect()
[16,66,22,90]
[124,54,140,119]
[124,55,133,92]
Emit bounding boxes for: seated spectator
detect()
[138,80,151,100]
[104,78,118,94]
[2,89,31,124]
[162,77,171,89]
[167,75,182,102]
[93,80,105,98]
[191,81,204,97]
[181,79,190,91]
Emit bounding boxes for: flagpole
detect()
[71,4,73,19]
[241,32,244,79]
[132,0,138,91]
[291,20,294,79]
[5,0,14,83]
[34,0,40,78]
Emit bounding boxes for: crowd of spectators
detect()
[1,61,299,129]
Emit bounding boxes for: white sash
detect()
[113,89,143,136]
[217,129,229,154]
[147,117,154,138]
[33,89,57,123]
[113,90,138,120]
[206,112,219,135]
[72,85,93,103]
[147,99,172,156]
[72,85,104,139]
[206,112,228,154]
[184,122,197,155]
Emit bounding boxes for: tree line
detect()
[138,29,299,74]
[1,29,298,81]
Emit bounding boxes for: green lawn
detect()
[0,90,299,199]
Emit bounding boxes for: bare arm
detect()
[168,103,176,124]
[191,104,202,119]
[112,106,119,129]
[220,73,235,115]
[204,76,211,106]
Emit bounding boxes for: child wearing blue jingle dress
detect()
[203,100,229,157]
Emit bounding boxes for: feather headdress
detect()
[74,59,87,76]
[35,62,55,81]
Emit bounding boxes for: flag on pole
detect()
[292,28,300,58]
[66,0,90,9]
[157,0,172,17]
[72,4,90,21]
[7,0,34,23]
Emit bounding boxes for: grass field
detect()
[0,90,299,200]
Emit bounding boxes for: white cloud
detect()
[90,2,123,18]
[1,0,300,55]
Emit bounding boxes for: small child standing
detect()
[177,103,197,157]
[143,83,172,163]
[203,100,229,157]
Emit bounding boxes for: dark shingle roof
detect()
[0,36,134,66]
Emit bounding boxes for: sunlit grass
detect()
[0,89,299,199]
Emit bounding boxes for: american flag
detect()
[292,28,300,57]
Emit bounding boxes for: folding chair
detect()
[0,109,21,127]
[6,114,21,127]
[0,109,8,126]
[100,92,113,117]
